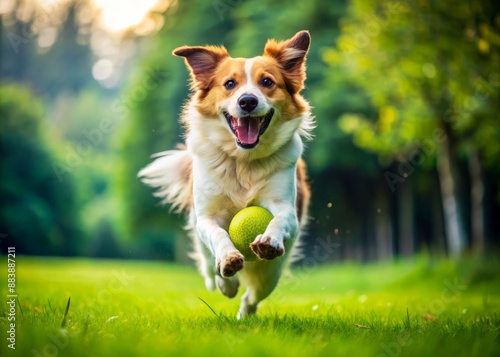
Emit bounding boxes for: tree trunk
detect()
[436,138,466,256]
[374,187,393,261]
[398,181,414,257]
[432,182,446,253]
[468,148,485,252]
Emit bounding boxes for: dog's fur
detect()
[139,31,314,318]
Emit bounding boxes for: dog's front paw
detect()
[250,234,285,260]
[216,250,244,278]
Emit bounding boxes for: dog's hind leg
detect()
[237,259,284,319]
[188,212,217,291]
[189,232,215,291]
[215,275,240,298]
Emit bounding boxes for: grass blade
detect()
[61,297,71,328]
[16,297,23,316]
[82,315,91,337]
[198,297,223,321]
[47,299,54,314]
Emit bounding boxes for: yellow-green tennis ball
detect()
[229,206,274,261]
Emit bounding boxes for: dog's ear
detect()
[263,30,310,94]
[173,46,229,90]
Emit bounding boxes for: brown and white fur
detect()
[139,31,314,318]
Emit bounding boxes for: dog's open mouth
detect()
[224,109,274,149]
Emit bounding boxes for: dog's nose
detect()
[238,95,258,112]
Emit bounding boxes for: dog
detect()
[139,30,314,318]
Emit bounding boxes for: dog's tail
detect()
[138,146,193,213]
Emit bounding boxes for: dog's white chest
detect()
[192,156,267,212]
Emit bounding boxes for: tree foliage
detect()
[0,84,82,255]
[332,0,500,161]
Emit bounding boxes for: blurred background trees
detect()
[1,0,499,262]
[0,84,83,255]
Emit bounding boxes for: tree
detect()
[0,1,95,98]
[0,84,83,255]
[330,0,500,255]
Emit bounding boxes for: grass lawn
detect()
[0,255,499,356]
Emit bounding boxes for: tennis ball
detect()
[228,206,274,261]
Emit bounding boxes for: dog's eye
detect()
[224,80,236,90]
[261,77,274,87]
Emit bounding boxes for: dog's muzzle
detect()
[224,109,274,149]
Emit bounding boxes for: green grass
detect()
[1,256,499,356]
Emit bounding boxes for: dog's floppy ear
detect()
[173,46,229,90]
[263,30,311,94]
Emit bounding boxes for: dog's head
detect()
[174,31,312,157]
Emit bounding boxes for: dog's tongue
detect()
[236,117,259,145]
